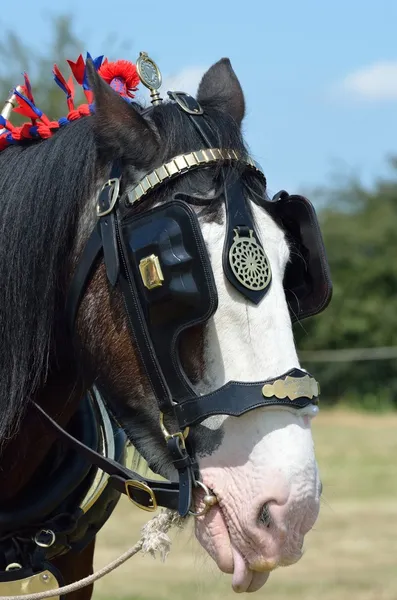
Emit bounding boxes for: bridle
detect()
[34,89,322,520]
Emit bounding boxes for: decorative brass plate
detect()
[139,254,164,290]
[229,229,272,291]
[262,374,319,402]
[0,570,60,598]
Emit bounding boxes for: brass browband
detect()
[127,148,264,205]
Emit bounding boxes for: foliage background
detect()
[1,16,396,410]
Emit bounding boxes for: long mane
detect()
[0,117,97,439]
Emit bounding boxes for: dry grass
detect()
[93,410,397,600]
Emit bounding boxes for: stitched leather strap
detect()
[173,368,319,428]
[32,402,180,511]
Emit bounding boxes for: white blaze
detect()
[194,201,321,593]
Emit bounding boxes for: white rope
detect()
[0,510,184,600]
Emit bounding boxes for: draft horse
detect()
[0,51,332,597]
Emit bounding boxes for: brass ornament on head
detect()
[262,374,319,402]
[0,85,23,135]
[229,229,272,291]
[139,254,164,290]
[136,51,163,105]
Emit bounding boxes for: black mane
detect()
[0,117,97,439]
[0,95,251,441]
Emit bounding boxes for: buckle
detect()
[125,479,157,512]
[96,178,120,217]
[167,91,204,115]
[159,412,189,449]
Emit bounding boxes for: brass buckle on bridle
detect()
[159,412,189,449]
[159,413,218,517]
[125,480,158,512]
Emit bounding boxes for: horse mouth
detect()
[193,488,273,593]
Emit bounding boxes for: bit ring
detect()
[189,480,218,517]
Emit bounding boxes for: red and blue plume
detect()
[98,59,140,99]
[53,64,75,111]
[0,50,141,152]
[82,52,104,102]
[12,88,51,126]
[67,54,85,85]
[22,72,35,105]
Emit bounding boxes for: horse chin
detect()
[194,503,271,593]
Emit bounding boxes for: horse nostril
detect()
[319,480,323,496]
[258,502,272,528]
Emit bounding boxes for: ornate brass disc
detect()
[136,51,162,105]
[228,229,272,291]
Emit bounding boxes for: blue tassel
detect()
[83,52,104,90]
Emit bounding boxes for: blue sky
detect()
[1,0,396,198]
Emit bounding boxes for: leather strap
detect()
[166,437,195,517]
[66,226,103,331]
[98,181,120,287]
[222,180,271,304]
[168,92,216,148]
[173,368,319,428]
[32,402,180,511]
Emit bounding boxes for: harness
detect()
[0,51,332,596]
[0,388,126,593]
[34,88,332,521]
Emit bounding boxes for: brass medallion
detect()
[136,51,162,105]
[229,229,271,291]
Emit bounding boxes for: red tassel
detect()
[0,135,9,151]
[53,64,75,111]
[67,54,86,85]
[20,123,33,139]
[67,76,75,111]
[84,90,94,104]
[98,60,140,97]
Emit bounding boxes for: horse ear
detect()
[86,60,158,167]
[197,58,245,125]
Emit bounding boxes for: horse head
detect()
[0,52,332,593]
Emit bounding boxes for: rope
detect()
[0,510,183,600]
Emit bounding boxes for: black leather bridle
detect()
[34,92,322,518]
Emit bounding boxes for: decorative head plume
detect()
[0,51,141,151]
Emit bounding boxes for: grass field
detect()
[93,411,397,600]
